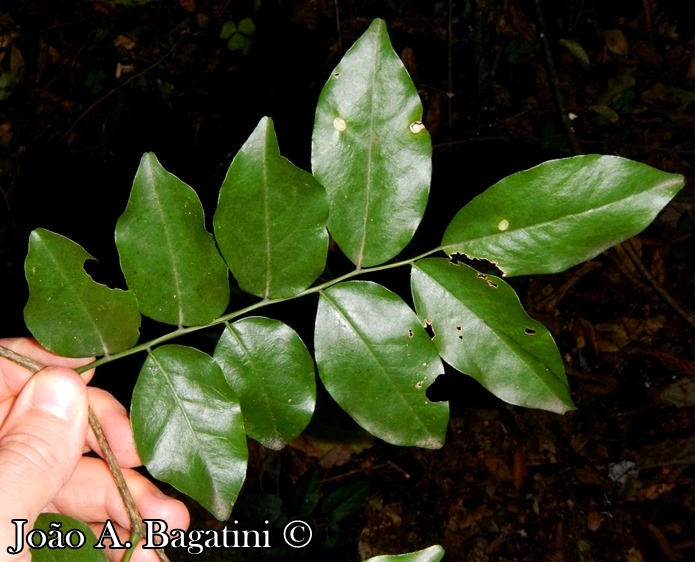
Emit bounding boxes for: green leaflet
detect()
[292,467,321,516]
[321,480,370,524]
[312,18,431,268]
[131,345,247,520]
[214,317,316,450]
[442,154,684,277]
[24,228,140,357]
[115,153,230,327]
[315,281,448,448]
[214,116,328,298]
[364,545,446,562]
[32,514,108,561]
[411,258,573,414]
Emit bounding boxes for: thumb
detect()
[0,367,88,558]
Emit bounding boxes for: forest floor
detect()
[2,1,695,561]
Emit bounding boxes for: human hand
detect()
[0,338,190,562]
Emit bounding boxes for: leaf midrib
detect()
[355,35,380,269]
[148,168,186,327]
[443,176,682,253]
[414,266,567,402]
[41,239,110,356]
[321,289,436,436]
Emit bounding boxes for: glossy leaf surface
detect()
[315,281,448,448]
[214,317,316,450]
[312,18,431,267]
[115,152,230,327]
[214,117,328,298]
[411,258,573,413]
[442,155,684,277]
[131,345,247,520]
[32,514,107,562]
[364,545,446,562]
[24,228,140,357]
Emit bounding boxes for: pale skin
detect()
[0,338,190,562]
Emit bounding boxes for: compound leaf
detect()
[442,155,684,277]
[115,153,230,327]
[312,18,431,268]
[131,345,247,520]
[411,258,573,414]
[24,228,140,357]
[315,281,448,448]
[214,317,316,450]
[214,117,328,298]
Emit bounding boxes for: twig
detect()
[533,1,694,332]
[621,240,695,330]
[333,0,343,53]
[534,0,581,155]
[61,33,187,142]
[0,345,170,562]
[447,0,453,132]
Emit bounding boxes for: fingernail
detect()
[28,372,82,421]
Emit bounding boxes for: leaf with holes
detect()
[24,228,140,357]
[411,258,572,413]
[214,317,316,450]
[315,281,448,448]
[115,152,230,327]
[442,154,684,277]
[131,345,247,520]
[214,117,328,298]
[312,18,431,268]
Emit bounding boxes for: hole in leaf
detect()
[423,320,435,339]
[408,329,414,338]
[524,327,537,335]
[426,370,504,407]
[83,259,126,290]
[452,254,504,276]
[334,72,341,78]
[409,121,426,134]
[476,271,498,288]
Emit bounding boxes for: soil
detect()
[2,1,695,561]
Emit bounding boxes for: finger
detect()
[0,368,88,561]
[50,457,189,535]
[86,519,130,562]
[85,520,163,562]
[0,338,96,393]
[86,387,141,467]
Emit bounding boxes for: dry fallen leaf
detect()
[604,29,629,56]
[113,34,137,50]
[661,378,695,407]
